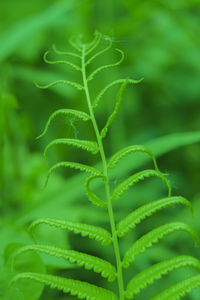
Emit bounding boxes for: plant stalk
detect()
[81,45,125,300]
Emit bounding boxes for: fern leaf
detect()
[93,78,143,109]
[86,37,112,66]
[122,222,199,268]
[101,80,128,139]
[85,31,102,56]
[108,145,158,170]
[44,138,99,159]
[11,272,119,300]
[150,274,200,300]
[85,175,106,208]
[117,196,192,237]
[44,161,102,188]
[43,51,81,71]
[34,79,84,91]
[52,44,81,58]
[36,109,90,139]
[12,245,116,282]
[29,218,112,246]
[112,169,171,201]
[125,255,200,298]
[87,49,124,82]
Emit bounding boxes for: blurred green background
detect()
[0,0,200,299]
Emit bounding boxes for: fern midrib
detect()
[81,45,125,300]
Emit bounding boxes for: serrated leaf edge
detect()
[125,255,200,298]
[108,144,158,170]
[36,109,90,140]
[150,274,200,300]
[28,218,112,246]
[10,272,119,300]
[112,169,171,201]
[44,161,102,188]
[44,138,99,159]
[117,196,192,237]
[12,245,117,282]
[123,222,199,268]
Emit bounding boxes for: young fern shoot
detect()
[11,31,200,300]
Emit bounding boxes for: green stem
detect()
[81,45,125,300]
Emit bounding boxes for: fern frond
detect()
[34,79,84,91]
[12,245,116,282]
[122,222,199,268]
[85,37,112,66]
[108,145,158,170]
[44,161,102,188]
[11,272,119,300]
[151,274,200,300]
[44,138,99,159]
[117,196,192,237]
[112,169,171,201]
[43,51,81,72]
[87,49,124,82]
[29,218,112,246]
[101,80,128,139]
[125,255,200,298]
[36,109,90,139]
[85,175,106,208]
[85,31,102,56]
[93,78,143,109]
[52,44,81,58]
[23,32,199,300]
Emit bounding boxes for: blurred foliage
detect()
[0,0,200,299]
